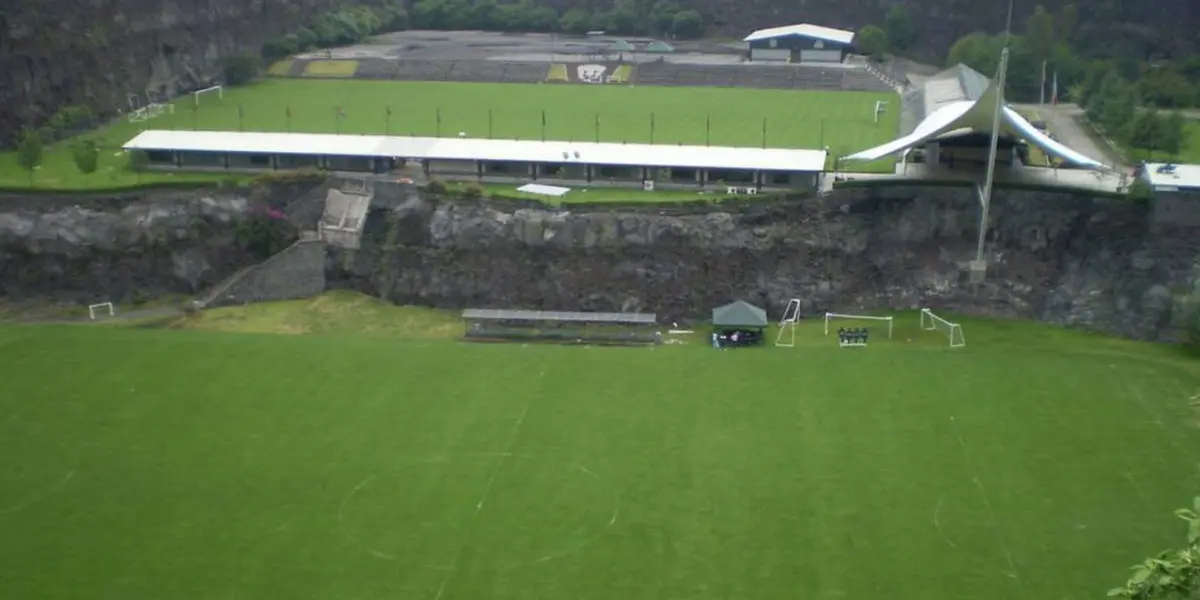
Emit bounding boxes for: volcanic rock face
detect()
[331,186,1199,342]
[1,183,1199,342]
[0,0,347,138]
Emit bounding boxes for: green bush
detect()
[71,140,99,176]
[426,179,448,194]
[294,27,319,50]
[222,53,260,86]
[463,183,485,199]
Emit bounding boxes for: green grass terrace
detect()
[0,79,900,191]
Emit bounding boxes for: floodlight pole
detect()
[974,0,1016,266]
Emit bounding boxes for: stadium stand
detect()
[286,58,893,91]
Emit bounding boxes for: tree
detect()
[559,8,592,34]
[16,128,43,186]
[671,10,703,39]
[1086,71,1135,133]
[1108,497,1199,600]
[1054,3,1079,44]
[1138,65,1196,109]
[1127,109,1165,158]
[882,4,914,52]
[222,53,259,86]
[649,0,680,35]
[72,140,99,176]
[855,25,889,61]
[605,0,643,35]
[1161,111,1187,158]
[947,32,997,73]
[1023,5,1056,65]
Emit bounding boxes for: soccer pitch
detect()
[0,79,900,189]
[1,308,1198,600]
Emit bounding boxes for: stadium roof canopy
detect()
[743,23,855,46]
[1142,163,1200,190]
[124,130,829,172]
[643,40,675,53]
[462,309,657,324]
[844,64,1105,169]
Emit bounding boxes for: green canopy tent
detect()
[711,300,768,347]
[643,40,675,53]
[610,39,635,52]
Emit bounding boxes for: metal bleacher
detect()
[462,308,660,346]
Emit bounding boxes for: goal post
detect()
[775,298,802,347]
[193,85,223,107]
[920,308,965,348]
[88,302,115,320]
[824,312,893,339]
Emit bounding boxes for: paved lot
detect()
[1013,102,1125,169]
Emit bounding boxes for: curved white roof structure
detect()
[845,68,1105,169]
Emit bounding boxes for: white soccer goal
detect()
[824,312,893,338]
[88,302,115,320]
[920,308,965,348]
[874,100,888,124]
[193,85,223,107]
[775,298,802,347]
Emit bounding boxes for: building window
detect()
[147,151,173,163]
[768,39,778,48]
[249,154,270,167]
[770,172,791,185]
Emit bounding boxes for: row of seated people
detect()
[838,327,869,345]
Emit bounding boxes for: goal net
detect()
[920,309,965,348]
[824,312,893,339]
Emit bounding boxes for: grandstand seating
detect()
[287,58,893,92]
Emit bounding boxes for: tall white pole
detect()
[974,0,1016,266]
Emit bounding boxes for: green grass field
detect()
[2,293,1198,600]
[0,79,900,190]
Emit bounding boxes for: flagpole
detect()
[974,0,1015,270]
[650,112,655,144]
[541,110,546,141]
[706,114,710,146]
[1040,60,1047,105]
[488,109,493,139]
[436,107,441,137]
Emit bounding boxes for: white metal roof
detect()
[844,85,1105,169]
[743,23,855,45]
[124,130,828,172]
[123,130,394,157]
[1142,163,1200,190]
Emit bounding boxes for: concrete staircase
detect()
[319,181,374,249]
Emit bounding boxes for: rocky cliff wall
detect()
[328,187,1200,342]
[0,181,324,302]
[2,184,1198,341]
[0,0,352,138]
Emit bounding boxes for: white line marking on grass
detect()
[476,405,529,514]
[336,475,397,561]
[950,416,1025,593]
[932,496,959,548]
[438,399,534,597]
[0,471,75,516]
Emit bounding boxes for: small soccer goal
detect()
[920,308,965,348]
[193,85,223,107]
[775,298,802,347]
[88,302,115,320]
[824,312,893,339]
